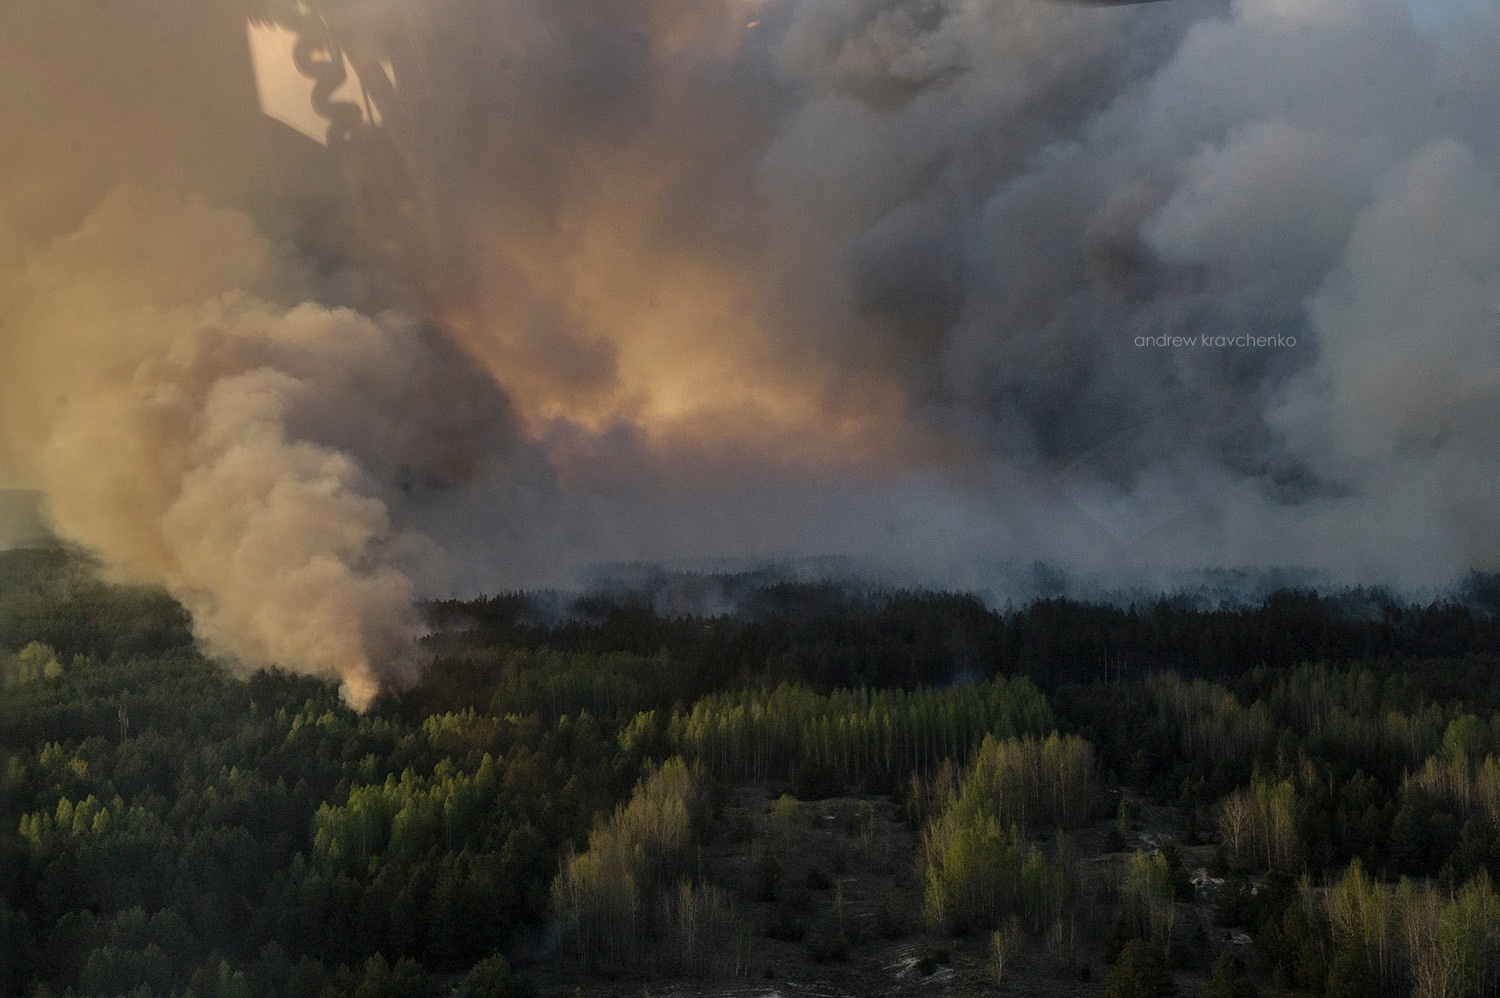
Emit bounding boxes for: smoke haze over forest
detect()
[3,0,1499,702]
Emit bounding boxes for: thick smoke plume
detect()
[3,0,1499,703]
[0,187,520,705]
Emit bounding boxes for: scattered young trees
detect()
[919,733,1092,932]
[1406,749,1500,831]
[1218,778,1302,872]
[989,916,1019,982]
[550,757,752,977]
[1322,862,1500,998]
[551,758,706,966]
[1123,850,1179,960]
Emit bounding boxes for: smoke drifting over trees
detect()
[3,0,1499,701]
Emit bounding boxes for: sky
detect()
[2,0,1499,702]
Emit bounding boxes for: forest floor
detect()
[525,786,1283,998]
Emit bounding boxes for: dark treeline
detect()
[0,548,192,664]
[426,574,1500,692]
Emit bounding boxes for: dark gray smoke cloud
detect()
[743,0,1500,581]
[4,0,1499,701]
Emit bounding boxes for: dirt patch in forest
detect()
[525,785,1273,997]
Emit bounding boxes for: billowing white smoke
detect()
[2,190,468,704]
[1276,141,1500,573]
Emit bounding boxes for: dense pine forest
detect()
[6,548,1500,996]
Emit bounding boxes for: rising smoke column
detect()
[3,0,1500,704]
[0,186,538,707]
[0,0,546,706]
